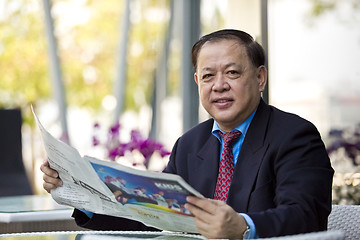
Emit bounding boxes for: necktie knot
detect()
[218,131,242,147]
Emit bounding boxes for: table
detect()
[0,195,86,233]
[0,231,206,240]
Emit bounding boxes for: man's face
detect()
[194,39,267,132]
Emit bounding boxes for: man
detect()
[41,29,334,238]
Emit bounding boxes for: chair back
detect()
[255,230,344,240]
[0,109,33,196]
[328,204,360,240]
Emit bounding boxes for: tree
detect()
[0,0,172,126]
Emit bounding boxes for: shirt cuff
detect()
[240,213,258,239]
[79,208,94,219]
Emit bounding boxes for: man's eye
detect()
[202,74,213,79]
[227,70,241,78]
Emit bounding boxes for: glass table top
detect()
[0,231,205,240]
[0,195,69,213]
[0,195,73,223]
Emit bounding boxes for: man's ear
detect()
[194,72,199,85]
[257,65,267,92]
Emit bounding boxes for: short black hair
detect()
[191,29,266,70]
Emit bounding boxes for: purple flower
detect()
[117,143,130,156]
[92,122,170,169]
[159,148,171,158]
[92,136,100,146]
[108,147,119,161]
[327,123,360,166]
[109,123,121,135]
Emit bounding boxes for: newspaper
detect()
[32,107,203,233]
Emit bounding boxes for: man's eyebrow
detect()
[199,63,241,73]
[199,67,213,72]
[224,63,240,68]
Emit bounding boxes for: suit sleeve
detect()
[72,208,160,231]
[163,138,179,174]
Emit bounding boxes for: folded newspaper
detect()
[32,107,203,233]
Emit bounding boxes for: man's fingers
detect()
[43,182,57,193]
[186,196,224,213]
[43,173,63,186]
[40,160,62,193]
[185,203,216,237]
[42,175,62,193]
[185,201,204,216]
[186,201,230,239]
[40,162,59,178]
[194,220,214,238]
[185,196,248,238]
[185,197,223,225]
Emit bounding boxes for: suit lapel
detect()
[189,132,220,198]
[227,99,271,212]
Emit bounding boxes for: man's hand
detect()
[185,196,248,239]
[40,160,63,193]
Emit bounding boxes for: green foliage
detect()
[0,0,50,125]
[54,0,121,110]
[0,0,172,125]
[309,0,360,17]
[54,0,171,111]
[126,0,170,110]
[310,0,336,16]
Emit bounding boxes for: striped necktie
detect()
[214,131,241,201]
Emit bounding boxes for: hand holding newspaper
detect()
[32,107,203,233]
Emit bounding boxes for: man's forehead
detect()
[196,41,249,70]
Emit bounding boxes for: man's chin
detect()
[213,118,238,132]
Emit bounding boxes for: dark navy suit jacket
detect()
[73,99,333,238]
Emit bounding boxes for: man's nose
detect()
[212,73,229,91]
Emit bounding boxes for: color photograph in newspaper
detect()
[87,157,203,216]
[85,156,203,233]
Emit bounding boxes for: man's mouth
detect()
[215,99,231,103]
[213,98,232,103]
[213,98,233,108]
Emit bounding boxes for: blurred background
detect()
[0,0,359,203]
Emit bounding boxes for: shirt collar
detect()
[212,109,257,138]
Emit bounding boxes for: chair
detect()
[255,230,344,240]
[328,204,360,240]
[0,109,33,196]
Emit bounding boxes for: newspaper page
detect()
[32,107,203,233]
[32,107,129,218]
[87,156,203,233]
